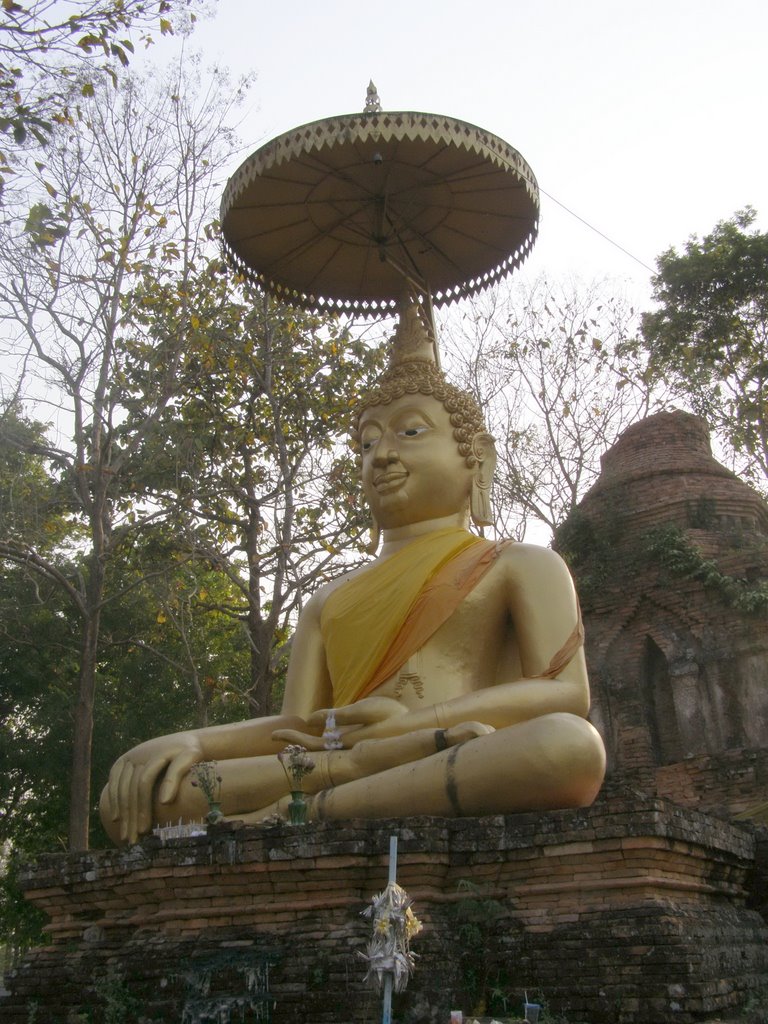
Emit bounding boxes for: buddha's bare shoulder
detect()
[493,540,574,586]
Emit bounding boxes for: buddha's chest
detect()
[375,571,518,705]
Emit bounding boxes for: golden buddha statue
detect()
[100,300,605,844]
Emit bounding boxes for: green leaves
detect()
[23,200,69,246]
[0,0,206,162]
[1,60,254,851]
[119,271,386,713]
[641,208,768,485]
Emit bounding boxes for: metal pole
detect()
[382,835,398,1024]
[382,970,393,1024]
[388,834,398,885]
[425,288,441,370]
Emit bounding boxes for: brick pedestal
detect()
[3,792,767,1023]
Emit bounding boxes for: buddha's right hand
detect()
[307,696,407,731]
[105,732,204,844]
[273,697,407,751]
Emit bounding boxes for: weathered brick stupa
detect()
[556,409,768,817]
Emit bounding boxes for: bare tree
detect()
[441,277,668,540]
[0,62,245,849]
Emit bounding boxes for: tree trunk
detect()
[248,618,273,718]
[67,541,105,852]
[68,604,101,851]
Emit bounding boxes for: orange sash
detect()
[320,528,510,706]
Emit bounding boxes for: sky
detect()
[152,0,768,308]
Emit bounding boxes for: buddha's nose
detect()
[373,447,399,467]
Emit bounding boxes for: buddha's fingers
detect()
[272,728,328,751]
[106,759,125,822]
[444,721,495,746]
[158,746,201,804]
[115,760,134,844]
[308,696,406,729]
[135,755,173,839]
[128,764,144,845]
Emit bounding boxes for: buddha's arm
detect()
[324,672,588,743]
[102,712,308,843]
[102,592,335,842]
[280,589,335,718]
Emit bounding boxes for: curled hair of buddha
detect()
[350,359,488,467]
[350,293,491,467]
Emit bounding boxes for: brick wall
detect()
[653,748,768,817]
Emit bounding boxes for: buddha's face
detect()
[359,393,474,529]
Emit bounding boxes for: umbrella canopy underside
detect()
[221,111,539,315]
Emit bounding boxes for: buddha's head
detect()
[350,297,496,541]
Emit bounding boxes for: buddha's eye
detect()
[399,424,428,438]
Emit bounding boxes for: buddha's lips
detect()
[373,470,408,491]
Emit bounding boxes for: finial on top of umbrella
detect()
[365,80,382,113]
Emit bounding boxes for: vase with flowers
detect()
[189,761,224,825]
[277,745,315,824]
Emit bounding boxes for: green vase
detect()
[288,790,308,824]
[206,802,224,825]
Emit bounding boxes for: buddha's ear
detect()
[470,432,496,528]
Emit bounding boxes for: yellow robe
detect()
[320,528,508,707]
